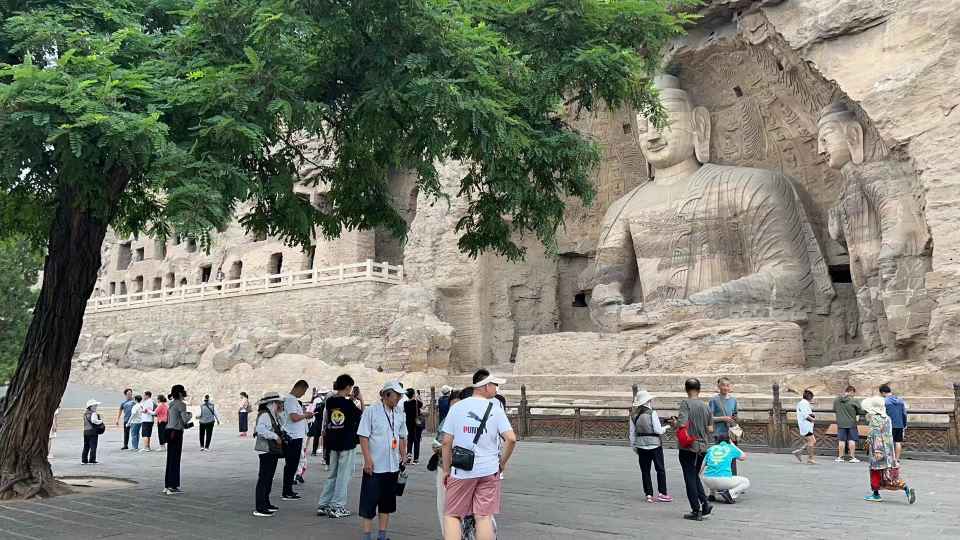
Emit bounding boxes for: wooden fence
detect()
[426,383,960,460]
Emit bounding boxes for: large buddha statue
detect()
[589,75,833,331]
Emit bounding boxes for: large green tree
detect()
[0,0,693,498]
[0,238,41,385]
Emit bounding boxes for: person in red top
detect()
[155,394,170,451]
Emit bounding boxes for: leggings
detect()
[199,422,214,449]
[82,433,99,463]
[636,447,668,496]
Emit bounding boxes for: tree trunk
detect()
[0,170,128,499]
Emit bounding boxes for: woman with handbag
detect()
[404,388,425,465]
[198,395,220,451]
[164,384,192,495]
[253,392,285,517]
[628,390,672,503]
[81,399,105,465]
[861,396,917,504]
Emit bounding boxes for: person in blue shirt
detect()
[880,384,908,461]
[709,377,739,474]
[701,434,749,504]
[114,388,135,450]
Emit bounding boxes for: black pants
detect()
[678,449,707,512]
[282,438,303,496]
[239,411,249,433]
[82,433,99,463]
[255,453,280,511]
[312,434,321,455]
[637,447,667,496]
[324,443,331,465]
[158,422,168,445]
[199,422,214,449]
[122,425,130,449]
[165,429,184,489]
[406,426,423,461]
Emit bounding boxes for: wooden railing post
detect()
[429,386,438,433]
[519,385,528,440]
[951,382,960,455]
[770,383,784,450]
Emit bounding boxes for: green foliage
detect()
[0,0,696,259]
[0,237,42,384]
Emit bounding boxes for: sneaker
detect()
[316,506,329,516]
[139,448,147,453]
[121,447,128,451]
[89,461,99,465]
[253,510,274,517]
[835,457,845,462]
[328,506,351,518]
[170,488,184,495]
[295,474,305,484]
[701,503,713,517]
[906,488,917,505]
[267,505,279,512]
[682,511,703,521]
[80,462,89,466]
[646,495,655,503]
[163,488,175,495]
[848,457,861,463]
[719,490,735,505]
[281,493,302,501]
[864,493,883,502]
[200,448,206,452]
[145,448,152,452]
[792,449,803,462]
[656,494,673,503]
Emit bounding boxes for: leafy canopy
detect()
[0,0,695,259]
[0,237,42,384]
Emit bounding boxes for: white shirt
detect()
[796,399,814,435]
[357,401,408,473]
[281,394,307,439]
[444,397,513,480]
[128,403,144,425]
[140,398,156,423]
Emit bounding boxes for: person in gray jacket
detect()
[629,390,672,503]
[164,384,192,495]
[198,395,220,451]
[253,392,285,517]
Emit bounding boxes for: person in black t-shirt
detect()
[316,374,363,519]
[403,388,424,464]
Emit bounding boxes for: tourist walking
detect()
[281,380,314,500]
[629,390,672,503]
[674,377,713,521]
[164,384,192,495]
[126,395,143,451]
[880,384,908,461]
[861,396,917,504]
[81,399,104,465]
[317,374,363,519]
[156,394,169,451]
[791,389,818,464]
[358,380,408,540]
[702,434,750,504]
[239,392,250,438]
[833,385,865,462]
[441,371,517,540]
[432,389,462,537]
[308,389,326,456]
[140,391,156,451]
[438,385,453,428]
[404,388,425,465]
[709,377,740,474]
[115,388,134,450]
[198,395,220,451]
[253,392,285,517]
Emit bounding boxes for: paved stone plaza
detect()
[1,429,957,539]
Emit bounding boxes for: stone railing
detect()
[425,383,960,461]
[86,260,403,313]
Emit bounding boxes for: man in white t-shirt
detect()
[441,370,517,540]
[791,389,817,464]
[281,380,314,500]
[140,391,156,451]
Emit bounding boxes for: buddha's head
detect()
[636,75,710,170]
[817,102,864,170]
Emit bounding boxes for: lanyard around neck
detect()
[382,404,396,439]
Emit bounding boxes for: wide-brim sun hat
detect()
[258,392,283,405]
[85,399,101,408]
[861,396,887,416]
[633,390,654,408]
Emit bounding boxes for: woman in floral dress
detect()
[861,396,916,504]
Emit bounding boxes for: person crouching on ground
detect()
[253,392,285,517]
[81,399,104,465]
[701,434,749,504]
[861,396,917,504]
[358,380,408,540]
[629,390,672,503]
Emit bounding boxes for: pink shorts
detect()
[444,473,502,517]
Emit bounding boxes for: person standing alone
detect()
[164,384,192,495]
[115,388,134,450]
[82,399,104,465]
[404,388,425,465]
[317,374,363,519]
[357,381,408,540]
[792,389,817,464]
[198,395,220,451]
[674,378,713,521]
[281,380,314,500]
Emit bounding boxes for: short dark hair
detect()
[134,395,142,402]
[879,384,892,394]
[334,374,355,391]
[240,391,248,398]
[717,377,731,386]
[472,369,491,385]
[294,379,309,390]
[685,378,701,392]
[124,388,132,394]
[845,385,856,393]
[406,388,415,398]
[460,386,474,399]
[803,389,814,400]
[144,391,152,397]
[157,394,167,403]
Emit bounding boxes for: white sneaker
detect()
[253,510,274,517]
[835,457,845,462]
[848,457,861,463]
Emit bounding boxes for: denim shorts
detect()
[837,426,859,442]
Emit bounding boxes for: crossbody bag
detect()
[716,398,743,441]
[451,402,493,472]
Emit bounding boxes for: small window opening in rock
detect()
[733,86,743,98]
[155,239,167,260]
[573,292,588,307]
[200,264,212,283]
[622,122,632,134]
[134,247,144,262]
[109,282,116,295]
[119,281,127,295]
[186,238,197,253]
[303,246,316,271]
[254,231,267,242]
[179,278,188,287]
[117,242,132,270]
[776,60,784,71]
[828,264,853,284]
[269,253,283,283]
[173,234,181,245]
[134,276,144,293]
[164,272,175,289]
[152,277,162,291]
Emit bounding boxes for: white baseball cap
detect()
[381,380,405,395]
[85,399,101,408]
[473,375,506,388]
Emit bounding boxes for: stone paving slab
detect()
[6,428,959,539]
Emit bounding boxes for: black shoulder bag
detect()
[451,402,493,472]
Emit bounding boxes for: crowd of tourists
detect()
[624,377,917,522]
